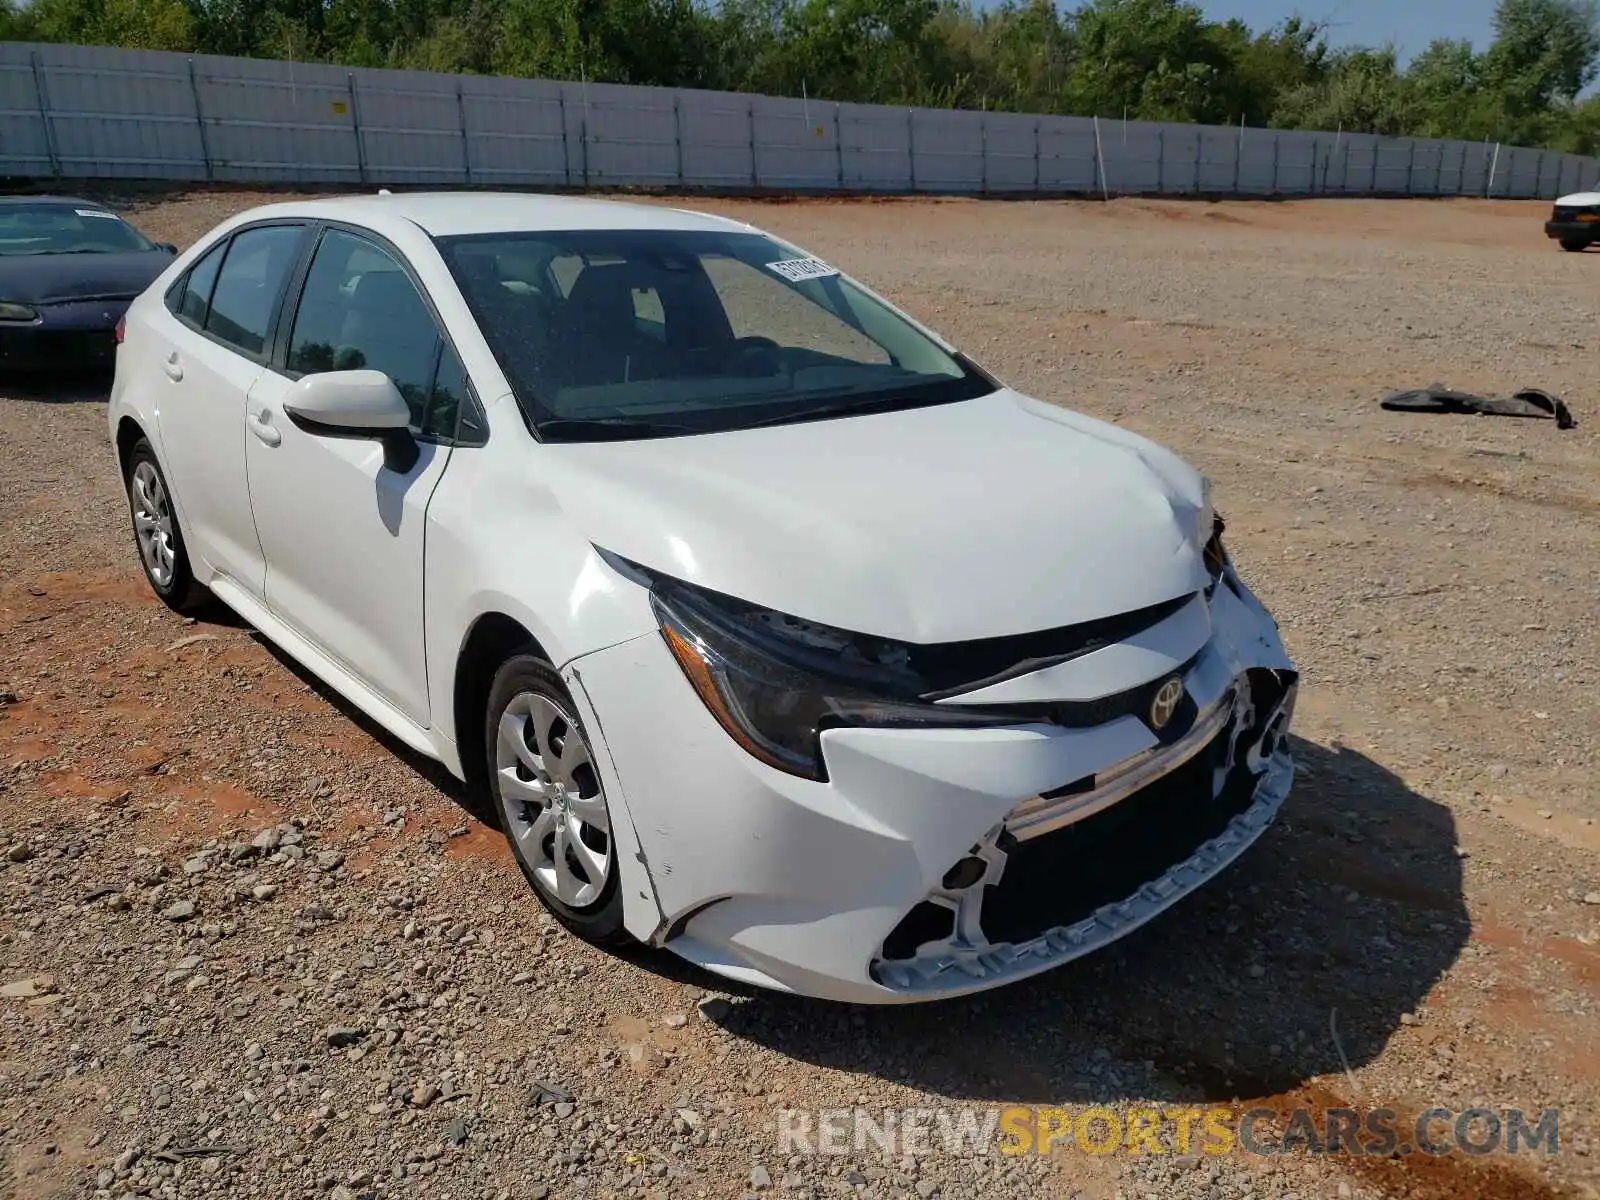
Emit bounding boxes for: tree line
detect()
[4,0,1599,153]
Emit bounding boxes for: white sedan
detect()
[108,194,1297,1003]
[1546,190,1600,251]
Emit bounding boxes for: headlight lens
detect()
[652,580,1030,780]
[0,302,39,322]
[1203,511,1228,580]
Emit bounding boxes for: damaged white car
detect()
[109,193,1296,1003]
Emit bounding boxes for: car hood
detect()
[0,249,174,304]
[1556,191,1600,206]
[543,389,1213,644]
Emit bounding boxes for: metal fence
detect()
[4,41,1598,199]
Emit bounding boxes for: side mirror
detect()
[282,370,419,473]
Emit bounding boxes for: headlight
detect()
[1203,511,1228,580]
[0,302,39,322]
[651,579,1030,780]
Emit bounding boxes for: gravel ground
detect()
[1,191,1598,1200]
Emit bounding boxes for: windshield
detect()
[438,229,994,440]
[0,205,155,256]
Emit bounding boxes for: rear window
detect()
[171,241,225,328]
[204,225,305,357]
[0,204,153,256]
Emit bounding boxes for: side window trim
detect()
[275,220,487,448]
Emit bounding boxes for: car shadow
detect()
[0,368,114,402]
[247,633,485,820]
[696,734,1469,1107]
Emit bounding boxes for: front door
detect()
[243,227,461,726]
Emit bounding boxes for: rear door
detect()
[150,223,307,599]
[243,225,467,725]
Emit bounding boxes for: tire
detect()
[124,438,208,614]
[1560,238,1589,252]
[485,654,629,945]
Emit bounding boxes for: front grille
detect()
[1006,651,1203,742]
[974,726,1254,947]
[1554,205,1599,221]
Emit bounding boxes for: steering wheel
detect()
[728,336,782,376]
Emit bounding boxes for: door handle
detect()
[162,353,183,382]
[246,408,282,447]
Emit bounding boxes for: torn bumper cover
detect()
[567,567,1296,1004]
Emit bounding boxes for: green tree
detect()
[1216,17,1328,126]
[1483,0,1600,144]
[1558,93,1600,153]
[1273,46,1411,136]
[1402,38,1497,140]
[1063,0,1238,123]
[27,0,195,50]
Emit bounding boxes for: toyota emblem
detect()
[1148,677,1184,731]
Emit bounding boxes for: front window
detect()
[0,204,154,255]
[438,229,993,440]
[286,228,466,441]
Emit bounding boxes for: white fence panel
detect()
[461,75,567,186]
[677,91,755,187]
[0,50,57,175]
[911,109,982,192]
[839,104,912,190]
[575,81,677,186]
[347,67,466,184]
[1037,117,1098,192]
[983,113,1039,192]
[752,95,840,190]
[2,42,1597,200]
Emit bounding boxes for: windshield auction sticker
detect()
[766,257,839,282]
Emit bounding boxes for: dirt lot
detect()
[1,192,1598,1200]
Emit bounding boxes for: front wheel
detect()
[1560,238,1589,252]
[124,439,208,613]
[485,655,629,945]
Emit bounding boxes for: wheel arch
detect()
[451,611,548,792]
[114,415,148,479]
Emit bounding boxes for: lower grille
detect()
[974,727,1254,947]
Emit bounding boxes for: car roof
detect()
[245,192,755,238]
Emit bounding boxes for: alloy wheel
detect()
[130,460,176,588]
[495,691,612,908]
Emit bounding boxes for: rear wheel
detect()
[124,439,207,613]
[1560,238,1589,252]
[485,654,628,945]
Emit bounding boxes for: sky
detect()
[1198,0,1499,61]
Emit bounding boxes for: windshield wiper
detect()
[535,417,706,442]
[737,390,940,431]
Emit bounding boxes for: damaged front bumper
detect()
[566,568,1297,1004]
[870,678,1293,996]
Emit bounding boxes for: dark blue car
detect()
[0,196,177,372]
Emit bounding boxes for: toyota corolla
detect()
[108,194,1297,1003]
